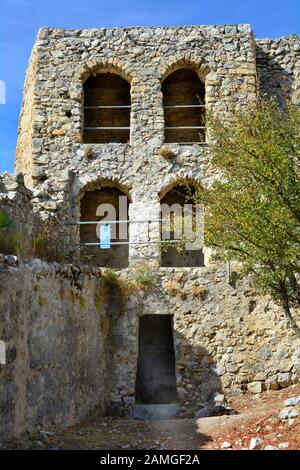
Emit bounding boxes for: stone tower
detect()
[1,25,299,431]
[14,25,260,264]
[14,25,299,265]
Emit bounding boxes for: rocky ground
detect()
[4,384,300,451]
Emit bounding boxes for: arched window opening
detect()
[83,72,131,144]
[160,184,204,267]
[162,69,205,144]
[80,186,129,268]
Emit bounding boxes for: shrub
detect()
[133,263,155,289]
[191,285,208,300]
[102,268,119,287]
[159,146,175,158]
[83,147,94,160]
[164,280,186,299]
[102,268,137,299]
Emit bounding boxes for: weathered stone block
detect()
[247,382,262,394]
[278,372,292,388]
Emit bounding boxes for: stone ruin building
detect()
[0,24,300,438]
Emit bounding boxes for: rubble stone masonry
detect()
[0,24,299,438]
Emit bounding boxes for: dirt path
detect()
[6,384,300,450]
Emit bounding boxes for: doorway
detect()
[135,315,177,404]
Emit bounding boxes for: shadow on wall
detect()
[256,45,294,107]
[174,332,226,416]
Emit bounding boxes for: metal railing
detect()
[65,219,164,226]
[74,240,187,246]
[164,104,205,131]
[83,105,130,132]
[64,219,194,247]
[84,127,130,130]
[165,126,205,129]
[84,105,131,109]
[84,104,205,109]
[83,104,205,132]
[163,104,205,108]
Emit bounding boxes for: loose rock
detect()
[279,407,299,421]
[249,437,264,450]
[278,442,289,449]
[284,396,300,407]
[221,441,233,449]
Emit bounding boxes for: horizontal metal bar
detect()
[83,104,205,109]
[167,142,206,144]
[165,126,206,129]
[65,219,165,226]
[74,240,196,246]
[84,126,205,130]
[84,105,204,109]
[84,106,131,109]
[84,127,130,130]
[164,105,205,108]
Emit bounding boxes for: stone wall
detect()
[1,258,299,438]
[0,172,69,262]
[110,263,300,414]
[0,259,110,439]
[13,24,257,264]
[0,173,33,224]
[15,24,257,186]
[0,173,35,257]
[1,24,300,438]
[13,26,300,266]
[256,35,300,105]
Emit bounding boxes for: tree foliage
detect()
[199,100,300,333]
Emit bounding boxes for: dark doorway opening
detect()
[135,315,177,404]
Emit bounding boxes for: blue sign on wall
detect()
[100,224,111,249]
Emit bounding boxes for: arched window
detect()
[83,72,131,144]
[162,69,205,144]
[80,186,129,268]
[160,184,204,267]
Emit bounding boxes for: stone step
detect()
[133,404,179,420]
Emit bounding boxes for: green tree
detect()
[199,100,300,334]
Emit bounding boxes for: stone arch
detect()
[74,58,138,87]
[77,176,132,203]
[72,59,138,144]
[158,174,203,200]
[159,176,205,267]
[77,177,132,268]
[158,54,210,83]
[159,56,209,144]
[81,64,133,144]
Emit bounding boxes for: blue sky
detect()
[0,0,299,172]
